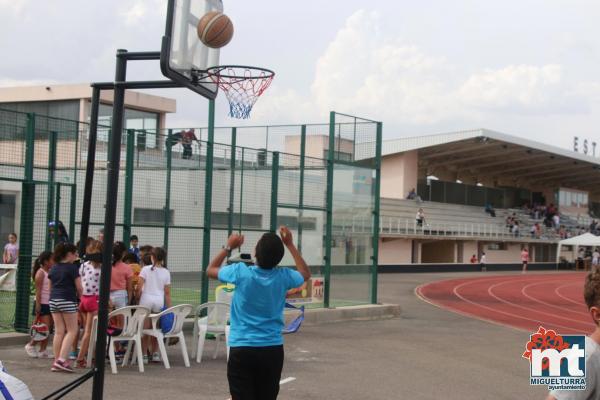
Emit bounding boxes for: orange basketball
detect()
[197,11,234,49]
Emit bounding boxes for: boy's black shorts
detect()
[227,345,284,400]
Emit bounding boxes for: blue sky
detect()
[1,0,600,150]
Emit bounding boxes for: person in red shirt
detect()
[521,248,529,273]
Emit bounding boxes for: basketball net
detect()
[207,66,274,119]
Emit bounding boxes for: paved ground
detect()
[1,272,553,399]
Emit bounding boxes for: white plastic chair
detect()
[86,306,150,372]
[141,304,193,369]
[191,302,230,363]
[109,306,150,374]
[215,284,235,305]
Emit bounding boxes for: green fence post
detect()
[227,128,237,236]
[270,152,280,233]
[14,113,36,332]
[71,121,79,241]
[69,184,76,241]
[45,131,57,250]
[201,100,216,305]
[324,112,336,308]
[298,125,306,253]
[238,148,244,233]
[164,129,173,251]
[371,122,383,304]
[123,129,135,244]
[54,183,62,247]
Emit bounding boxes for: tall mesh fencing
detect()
[0,109,81,331]
[0,109,381,331]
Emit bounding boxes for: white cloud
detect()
[255,10,594,127]
[0,0,28,14]
[458,64,586,113]
[120,0,165,25]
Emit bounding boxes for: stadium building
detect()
[376,130,597,269]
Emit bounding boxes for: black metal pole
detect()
[79,87,100,256]
[91,49,128,400]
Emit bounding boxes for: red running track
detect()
[416,273,595,335]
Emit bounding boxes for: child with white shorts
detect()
[138,247,171,363]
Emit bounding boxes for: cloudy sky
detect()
[1,0,600,150]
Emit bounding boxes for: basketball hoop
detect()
[206,65,275,119]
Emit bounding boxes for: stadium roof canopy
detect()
[381,129,600,192]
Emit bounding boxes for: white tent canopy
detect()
[556,233,600,264]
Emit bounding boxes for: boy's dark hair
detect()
[122,253,138,264]
[130,235,138,242]
[53,242,78,263]
[584,271,600,310]
[255,233,284,269]
[112,241,127,266]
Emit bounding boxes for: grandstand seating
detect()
[378,198,561,241]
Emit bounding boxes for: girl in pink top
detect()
[109,242,133,309]
[108,242,133,355]
[25,251,54,358]
[521,248,529,273]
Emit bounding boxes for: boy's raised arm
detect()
[280,226,311,281]
[207,233,244,279]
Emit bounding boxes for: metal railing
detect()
[333,215,561,241]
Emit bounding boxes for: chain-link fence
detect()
[0,109,381,331]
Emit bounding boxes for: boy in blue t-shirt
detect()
[207,226,310,400]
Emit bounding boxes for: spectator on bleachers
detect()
[484,203,496,217]
[406,188,422,202]
[512,221,520,237]
[590,220,597,234]
[552,214,560,229]
[416,208,425,227]
[530,223,541,239]
[506,215,514,230]
[469,254,477,264]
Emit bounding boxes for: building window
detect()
[95,103,159,148]
[278,215,317,230]
[323,150,352,162]
[134,208,174,225]
[211,212,262,229]
[487,242,507,251]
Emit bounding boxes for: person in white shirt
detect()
[480,252,487,272]
[138,247,171,364]
[547,271,600,400]
[416,208,425,228]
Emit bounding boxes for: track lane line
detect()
[520,280,589,317]
[486,280,592,328]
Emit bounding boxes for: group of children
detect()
[24,234,172,372]
[18,226,310,400]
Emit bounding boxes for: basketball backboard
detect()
[161,0,222,99]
